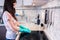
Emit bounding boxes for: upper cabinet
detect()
[32,0,48,6]
[0,0,4,6]
[23,0,33,6]
[22,0,49,7]
[0,0,49,7]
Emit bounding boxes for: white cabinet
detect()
[0,0,4,6]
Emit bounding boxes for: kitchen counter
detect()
[20,23,44,31]
[16,22,45,40]
[16,22,51,40]
[22,23,52,40]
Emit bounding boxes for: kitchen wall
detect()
[41,0,60,40]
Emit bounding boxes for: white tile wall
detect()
[42,0,60,40]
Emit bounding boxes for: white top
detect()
[2,11,17,39]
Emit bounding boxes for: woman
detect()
[2,0,31,40]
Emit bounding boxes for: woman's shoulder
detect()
[3,11,12,19]
[4,11,8,14]
[3,11,8,17]
[3,11,9,15]
[4,11,11,17]
[2,11,9,19]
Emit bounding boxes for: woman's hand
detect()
[19,25,31,33]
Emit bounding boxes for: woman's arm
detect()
[8,18,31,33]
[7,13,20,32]
[8,19,19,32]
[14,21,20,27]
[7,13,20,27]
[7,13,31,33]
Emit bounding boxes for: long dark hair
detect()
[3,0,17,20]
